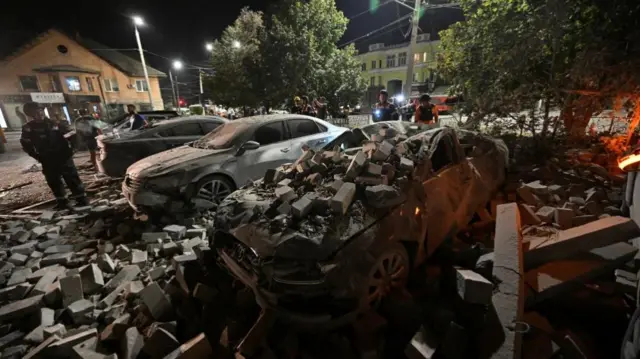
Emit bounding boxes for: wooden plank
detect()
[486,203,525,359]
[0,181,32,193]
[524,242,637,308]
[524,216,640,270]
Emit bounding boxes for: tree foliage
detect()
[206,0,366,112]
[439,0,640,138]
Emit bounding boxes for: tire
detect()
[192,175,236,205]
[360,241,410,311]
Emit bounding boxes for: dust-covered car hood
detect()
[127,145,234,178]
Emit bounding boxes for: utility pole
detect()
[133,23,154,110]
[169,70,178,109]
[175,75,181,109]
[403,0,422,100]
[199,68,204,106]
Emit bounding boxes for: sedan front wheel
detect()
[193,175,235,205]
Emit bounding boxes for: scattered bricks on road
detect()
[185,228,206,239]
[525,181,548,195]
[7,268,32,286]
[569,196,586,206]
[277,202,291,215]
[8,283,32,300]
[100,313,131,342]
[292,195,315,218]
[142,232,170,244]
[104,265,141,292]
[7,253,27,266]
[142,327,179,358]
[48,328,97,357]
[275,185,297,203]
[71,336,99,355]
[165,333,213,359]
[554,207,575,230]
[193,283,218,303]
[365,185,403,209]
[125,281,145,298]
[331,182,356,215]
[399,157,414,172]
[31,270,60,297]
[30,226,47,239]
[43,324,66,339]
[23,334,60,359]
[524,216,640,270]
[455,268,493,305]
[277,178,292,187]
[140,282,172,320]
[366,162,382,176]
[121,327,144,359]
[305,172,323,186]
[372,141,393,161]
[113,245,132,261]
[131,250,148,268]
[345,151,367,179]
[605,205,623,216]
[163,225,187,241]
[37,238,61,252]
[97,254,116,274]
[516,186,540,206]
[535,206,556,223]
[0,295,44,322]
[10,241,37,256]
[162,242,181,258]
[41,252,73,266]
[39,211,55,222]
[0,331,24,351]
[80,264,104,295]
[518,204,542,225]
[67,299,94,324]
[148,266,166,281]
[60,275,83,307]
[329,179,344,194]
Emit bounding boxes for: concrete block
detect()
[7,253,27,266]
[364,185,403,208]
[31,269,61,297]
[131,249,148,268]
[7,282,31,301]
[399,157,414,172]
[372,141,393,161]
[100,313,130,342]
[275,185,297,203]
[67,299,94,324]
[291,195,314,218]
[10,241,37,256]
[23,334,60,359]
[163,225,187,240]
[455,268,493,305]
[535,206,555,223]
[142,327,179,358]
[30,226,47,239]
[517,186,540,206]
[569,196,586,206]
[43,244,74,255]
[121,327,144,359]
[140,282,172,320]
[43,324,66,339]
[142,232,170,244]
[0,295,44,322]
[79,264,104,295]
[104,265,140,292]
[525,181,548,195]
[48,328,97,357]
[40,252,73,266]
[346,151,367,178]
[366,162,382,176]
[0,331,24,351]
[276,202,291,215]
[162,242,181,258]
[331,182,356,215]
[554,207,575,229]
[97,254,116,273]
[518,204,541,225]
[148,266,166,281]
[60,275,83,307]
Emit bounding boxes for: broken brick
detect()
[554,207,575,230]
[275,185,297,203]
[331,182,356,215]
[80,264,104,295]
[518,204,541,225]
[455,268,493,305]
[60,275,83,307]
[121,327,144,359]
[140,282,172,320]
[535,206,555,223]
[104,265,140,292]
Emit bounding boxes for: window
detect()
[172,123,203,136]
[19,76,39,91]
[201,121,222,134]
[423,52,428,63]
[49,75,61,92]
[253,121,284,146]
[378,76,382,86]
[66,76,81,92]
[413,72,418,82]
[288,119,321,139]
[414,53,420,63]
[398,52,407,66]
[371,60,376,69]
[135,80,148,92]
[104,78,119,92]
[378,60,382,68]
[86,78,94,92]
[370,77,375,86]
[386,54,396,68]
[361,63,366,71]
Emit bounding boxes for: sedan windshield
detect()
[192,121,252,149]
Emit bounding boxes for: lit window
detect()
[135,80,149,92]
[414,53,420,63]
[65,76,81,92]
[86,78,94,92]
[104,79,119,92]
[423,52,428,63]
[19,76,39,91]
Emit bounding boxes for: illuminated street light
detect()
[132,16,144,26]
[205,43,214,52]
[232,40,241,49]
[173,60,183,70]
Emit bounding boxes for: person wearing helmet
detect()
[291,96,303,114]
[414,94,439,125]
[373,89,399,122]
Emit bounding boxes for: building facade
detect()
[0,30,165,129]
[356,34,441,107]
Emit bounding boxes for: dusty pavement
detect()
[0,131,101,213]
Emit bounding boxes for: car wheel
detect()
[364,242,410,309]
[193,175,235,205]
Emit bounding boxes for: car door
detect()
[285,118,330,162]
[234,121,291,183]
[161,121,205,150]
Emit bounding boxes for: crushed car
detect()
[122,114,348,213]
[211,126,508,328]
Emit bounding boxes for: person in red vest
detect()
[414,94,439,125]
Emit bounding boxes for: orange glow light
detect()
[415,207,420,215]
[619,153,640,171]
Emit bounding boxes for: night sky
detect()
[0,0,462,102]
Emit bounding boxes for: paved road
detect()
[1,130,35,167]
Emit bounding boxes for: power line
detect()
[348,0,396,20]
[339,13,412,47]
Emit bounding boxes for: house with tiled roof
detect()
[0,29,166,129]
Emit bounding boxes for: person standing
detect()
[414,94,439,125]
[291,96,303,114]
[126,104,147,130]
[301,96,316,117]
[373,89,399,122]
[75,108,102,171]
[314,97,327,120]
[20,102,88,209]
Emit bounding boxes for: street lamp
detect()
[132,16,154,109]
[205,43,214,52]
[173,60,183,70]
[170,60,183,110]
[232,40,241,49]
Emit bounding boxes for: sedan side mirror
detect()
[236,140,260,156]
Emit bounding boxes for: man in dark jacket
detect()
[75,108,102,171]
[20,102,88,209]
[414,94,439,125]
[373,89,399,122]
[127,104,147,130]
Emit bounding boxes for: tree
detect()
[206,0,366,112]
